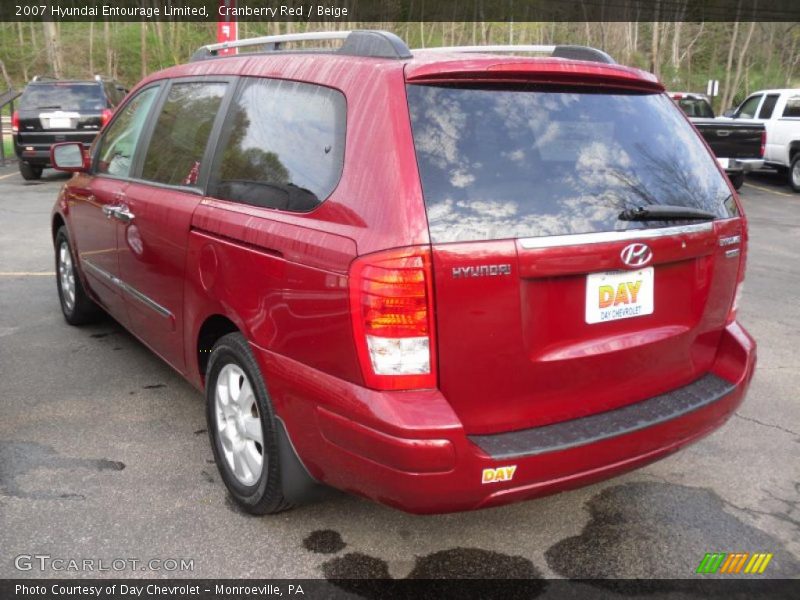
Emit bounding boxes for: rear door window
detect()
[758,94,780,119]
[208,77,346,212]
[407,85,734,244]
[140,82,228,187]
[782,95,800,118]
[94,86,160,178]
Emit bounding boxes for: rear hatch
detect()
[406,77,744,435]
[16,82,106,146]
[692,118,765,160]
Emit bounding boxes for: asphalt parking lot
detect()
[0,165,798,583]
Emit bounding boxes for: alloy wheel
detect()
[214,363,264,486]
[58,241,76,311]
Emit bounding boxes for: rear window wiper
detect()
[619,205,717,222]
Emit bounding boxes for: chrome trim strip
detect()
[725,249,741,259]
[518,222,714,249]
[81,259,172,319]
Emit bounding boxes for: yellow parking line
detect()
[0,272,55,276]
[0,172,18,180]
[743,182,795,197]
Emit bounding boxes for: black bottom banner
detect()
[2,578,799,600]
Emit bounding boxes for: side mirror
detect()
[723,109,736,118]
[51,142,90,172]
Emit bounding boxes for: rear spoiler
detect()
[405,59,664,93]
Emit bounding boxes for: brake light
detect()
[728,228,748,324]
[349,246,437,390]
[101,109,113,127]
[11,110,19,134]
[760,130,766,158]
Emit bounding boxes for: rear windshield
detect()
[407,85,735,244]
[20,83,106,111]
[675,97,714,118]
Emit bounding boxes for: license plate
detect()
[585,268,654,324]
[49,117,72,129]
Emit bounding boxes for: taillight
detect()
[728,228,748,324]
[11,110,19,134]
[349,246,437,390]
[760,130,766,158]
[101,109,113,127]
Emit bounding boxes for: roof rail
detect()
[31,75,59,82]
[190,30,412,62]
[415,44,616,64]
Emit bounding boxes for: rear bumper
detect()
[14,136,95,166]
[254,321,756,514]
[720,158,764,173]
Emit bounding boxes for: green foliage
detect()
[0,21,797,107]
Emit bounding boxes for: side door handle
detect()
[113,206,135,223]
[102,205,135,223]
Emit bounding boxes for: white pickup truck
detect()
[722,89,800,192]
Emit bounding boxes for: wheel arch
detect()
[789,141,800,162]
[52,212,66,242]
[196,314,240,384]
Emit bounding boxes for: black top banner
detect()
[2,0,800,22]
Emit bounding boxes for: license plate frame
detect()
[585,267,654,324]
[48,117,73,129]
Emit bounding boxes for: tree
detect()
[42,21,63,78]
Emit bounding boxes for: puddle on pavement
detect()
[545,480,800,588]
[312,530,546,598]
[304,529,346,554]
[0,441,124,499]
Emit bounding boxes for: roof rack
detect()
[190,30,413,62]
[415,44,616,64]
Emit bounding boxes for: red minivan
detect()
[50,30,756,514]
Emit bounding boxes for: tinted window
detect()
[676,97,714,118]
[736,95,762,119]
[21,83,105,111]
[782,95,800,118]
[758,94,780,119]
[141,82,227,187]
[407,85,734,244]
[209,78,346,212]
[95,86,160,178]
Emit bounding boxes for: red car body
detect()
[52,36,755,514]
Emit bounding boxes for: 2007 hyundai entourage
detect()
[50,30,756,514]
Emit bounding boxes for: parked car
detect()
[12,75,126,180]
[49,31,755,515]
[670,92,765,190]
[722,89,800,191]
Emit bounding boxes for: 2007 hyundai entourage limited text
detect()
[49,30,756,514]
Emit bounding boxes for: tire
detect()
[19,161,43,181]
[729,172,744,190]
[206,333,292,515]
[54,226,102,325]
[789,154,800,193]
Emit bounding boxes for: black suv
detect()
[12,77,126,180]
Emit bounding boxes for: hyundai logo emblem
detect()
[620,243,653,268]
